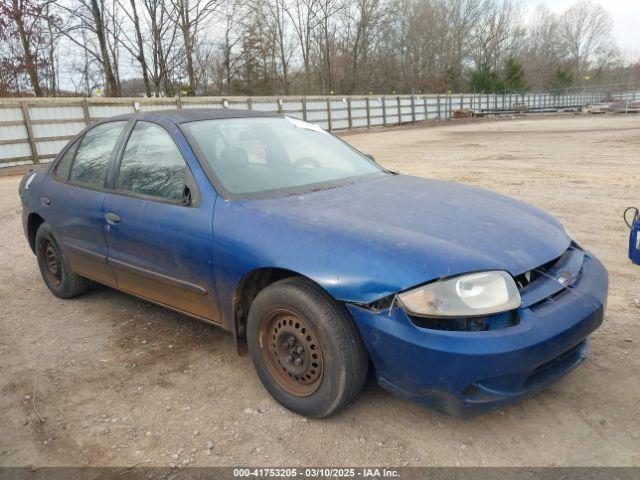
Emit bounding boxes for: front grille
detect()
[515,243,584,292]
[514,254,563,289]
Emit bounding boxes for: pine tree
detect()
[469,64,504,93]
[504,58,527,93]
[551,68,573,92]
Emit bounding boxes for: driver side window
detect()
[116,121,186,202]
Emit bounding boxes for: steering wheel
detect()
[293,156,322,169]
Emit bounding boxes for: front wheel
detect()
[35,222,89,298]
[247,277,368,418]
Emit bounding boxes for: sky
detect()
[524,0,640,58]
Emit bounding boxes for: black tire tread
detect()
[248,276,368,418]
[35,222,90,299]
[289,277,368,416]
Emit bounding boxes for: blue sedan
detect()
[19,109,608,418]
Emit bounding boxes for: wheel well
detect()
[27,213,45,253]
[234,268,299,349]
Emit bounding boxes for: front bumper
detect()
[347,253,608,417]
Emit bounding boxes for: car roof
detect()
[108,108,282,124]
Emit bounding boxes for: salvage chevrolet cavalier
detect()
[19,109,608,418]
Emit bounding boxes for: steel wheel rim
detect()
[260,309,324,397]
[42,239,62,287]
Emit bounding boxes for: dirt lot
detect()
[1,114,639,468]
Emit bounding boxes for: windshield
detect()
[183,116,386,196]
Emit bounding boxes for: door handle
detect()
[105,212,121,225]
[41,196,51,206]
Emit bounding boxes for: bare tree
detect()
[253,0,294,93]
[314,0,342,92]
[218,0,244,93]
[442,0,484,87]
[472,0,524,71]
[344,0,388,92]
[559,0,614,80]
[0,0,60,95]
[140,0,180,95]
[56,0,120,95]
[169,0,220,93]
[115,0,152,96]
[284,0,320,92]
[523,5,561,88]
[105,0,123,92]
[89,0,119,95]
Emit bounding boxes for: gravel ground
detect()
[0,114,639,468]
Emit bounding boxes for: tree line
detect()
[0,0,636,97]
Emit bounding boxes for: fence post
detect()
[365,97,371,128]
[437,95,441,119]
[396,95,401,123]
[20,101,38,165]
[82,98,91,126]
[176,96,183,109]
[382,97,387,126]
[301,97,306,120]
[347,97,353,130]
[247,97,253,110]
[423,96,428,120]
[326,98,332,131]
[411,95,416,123]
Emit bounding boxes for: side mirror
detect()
[182,185,192,206]
[365,153,376,162]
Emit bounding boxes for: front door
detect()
[102,120,219,321]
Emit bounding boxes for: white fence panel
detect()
[36,139,69,156]
[30,105,84,121]
[32,122,85,139]
[89,104,134,118]
[0,107,23,122]
[0,124,27,141]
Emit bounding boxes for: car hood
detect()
[235,174,570,303]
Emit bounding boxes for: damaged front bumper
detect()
[347,251,608,417]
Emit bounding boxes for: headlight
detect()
[397,271,521,318]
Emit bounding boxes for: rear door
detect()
[40,120,128,287]
[102,120,219,321]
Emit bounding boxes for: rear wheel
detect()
[247,277,368,418]
[35,222,89,298]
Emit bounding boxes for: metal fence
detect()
[0,90,619,167]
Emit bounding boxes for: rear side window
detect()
[116,121,186,201]
[69,121,126,188]
[54,139,79,180]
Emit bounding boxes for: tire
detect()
[35,222,89,299]
[247,277,368,418]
